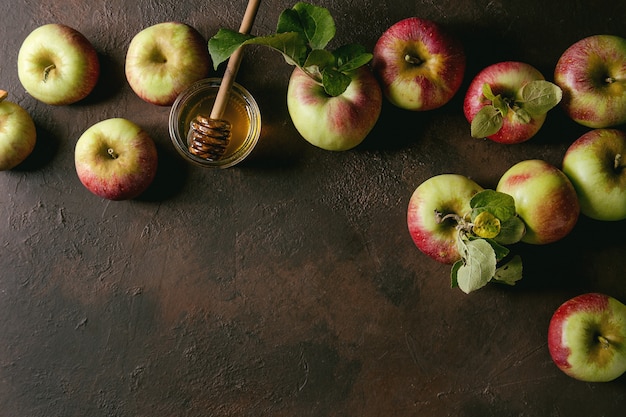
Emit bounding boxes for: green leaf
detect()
[513,107,532,124]
[493,255,523,286]
[334,44,373,72]
[482,83,497,101]
[519,80,563,116]
[277,2,336,50]
[471,105,503,138]
[456,238,497,294]
[494,216,526,245]
[208,29,256,70]
[470,189,516,222]
[321,68,352,97]
[450,260,462,288]
[303,49,336,77]
[482,237,509,261]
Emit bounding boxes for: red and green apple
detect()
[463,61,562,144]
[407,173,484,264]
[0,90,37,170]
[562,128,626,221]
[372,17,466,111]
[286,66,382,151]
[548,293,626,382]
[74,118,158,200]
[125,22,211,106]
[17,23,100,105]
[554,35,626,128]
[496,159,579,244]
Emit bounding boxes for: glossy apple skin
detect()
[562,129,626,221]
[17,24,100,105]
[464,61,547,144]
[75,118,158,200]
[0,97,37,170]
[548,293,626,382]
[555,35,626,128]
[407,174,483,264]
[496,159,579,244]
[125,22,211,106]
[286,66,382,151]
[372,17,465,111]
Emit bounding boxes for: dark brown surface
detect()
[1,1,626,416]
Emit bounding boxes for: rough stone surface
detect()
[1,1,625,416]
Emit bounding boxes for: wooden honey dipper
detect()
[188,0,261,160]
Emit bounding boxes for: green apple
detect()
[496,159,579,244]
[0,90,36,170]
[407,174,484,264]
[74,118,158,200]
[17,23,100,105]
[125,22,211,106]
[562,129,626,221]
[286,66,382,151]
[548,293,626,382]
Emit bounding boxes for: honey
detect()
[169,78,261,168]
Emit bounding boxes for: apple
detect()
[74,118,158,200]
[372,17,466,111]
[554,35,626,128]
[17,23,100,105]
[0,90,37,170]
[286,66,382,151]
[496,159,579,244]
[562,129,626,221]
[125,22,211,106]
[463,61,562,144]
[548,293,626,382]
[407,174,484,264]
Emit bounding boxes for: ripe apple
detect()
[0,90,37,170]
[74,118,158,200]
[554,35,626,128]
[463,61,561,144]
[125,22,211,106]
[496,159,579,244]
[17,23,100,105]
[407,174,484,264]
[562,129,626,221]
[286,66,382,151]
[372,17,466,111]
[548,293,626,382]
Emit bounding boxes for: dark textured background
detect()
[1,1,625,416]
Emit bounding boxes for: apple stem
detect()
[605,76,617,84]
[43,64,56,83]
[107,148,119,160]
[404,54,423,66]
[615,153,623,171]
[598,335,611,349]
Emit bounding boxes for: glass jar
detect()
[169,78,261,168]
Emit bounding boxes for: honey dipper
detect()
[188,0,261,160]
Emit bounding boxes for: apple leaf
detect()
[207,2,373,97]
[454,238,497,294]
[277,2,335,50]
[321,68,352,97]
[472,211,501,239]
[493,216,526,245]
[471,105,503,138]
[335,44,374,73]
[470,189,516,222]
[482,83,497,101]
[518,80,563,116]
[492,255,523,286]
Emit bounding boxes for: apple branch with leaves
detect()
[471,81,562,138]
[208,2,373,97]
[438,189,525,293]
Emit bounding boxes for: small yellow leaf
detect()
[473,211,501,239]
